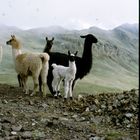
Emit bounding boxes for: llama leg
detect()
[20,76,24,88]
[39,75,42,93]
[52,77,59,97]
[40,66,48,97]
[57,79,62,97]
[69,80,73,100]
[17,74,22,87]
[64,80,69,99]
[47,70,54,95]
[22,76,29,94]
[30,76,38,96]
[72,79,77,91]
[42,83,47,97]
[47,75,54,95]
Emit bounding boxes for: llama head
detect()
[68,50,78,62]
[6,35,21,49]
[80,34,98,43]
[45,37,54,52]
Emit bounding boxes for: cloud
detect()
[0,0,138,29]
[63,19,92,29]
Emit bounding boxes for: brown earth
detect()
[0,84,139,140]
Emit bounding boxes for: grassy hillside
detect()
[0,23,138,94]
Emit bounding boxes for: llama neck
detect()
[80,40,93,77]
[12,48,22,61]
[43,43,51,53]
[43,44,48,52]
[69,61,76,71]
[82,40,92,64]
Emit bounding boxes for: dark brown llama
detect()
[43,37,54,53]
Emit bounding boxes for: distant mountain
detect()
[0,24,22,35]
[26,25,70,35]
[114,23,138,35]
[0,23,138,92]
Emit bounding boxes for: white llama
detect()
[52,51,78,99]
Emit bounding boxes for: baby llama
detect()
[52,50,78,99]
[6,35,50,97]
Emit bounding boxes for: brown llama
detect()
[6,35,50,97]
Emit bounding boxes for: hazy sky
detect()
[0,0,138,30]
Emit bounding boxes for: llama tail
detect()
[39,53,50,64]
[0,46,3,63]
[51,63,57,69]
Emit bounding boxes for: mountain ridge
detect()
[0,23,138,92]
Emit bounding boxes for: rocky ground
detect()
[0,84,139,140]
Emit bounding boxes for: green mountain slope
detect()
[0,23,138,93]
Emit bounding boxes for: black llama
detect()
[40,34,98,95]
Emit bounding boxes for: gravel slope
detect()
[0,84,139,140]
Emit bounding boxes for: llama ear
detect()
[68,50,71,56]
[80,35,87,38]
[75,51,78,56]
[11,35,15,39]
[52,37,54,41]
[46,37,48,41]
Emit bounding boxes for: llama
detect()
[40,34,98,95]
[43,37,54,53]
[18,36,54,88]
[6,35,50,97]
[0,45,2,63]
[52,51,78,99]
